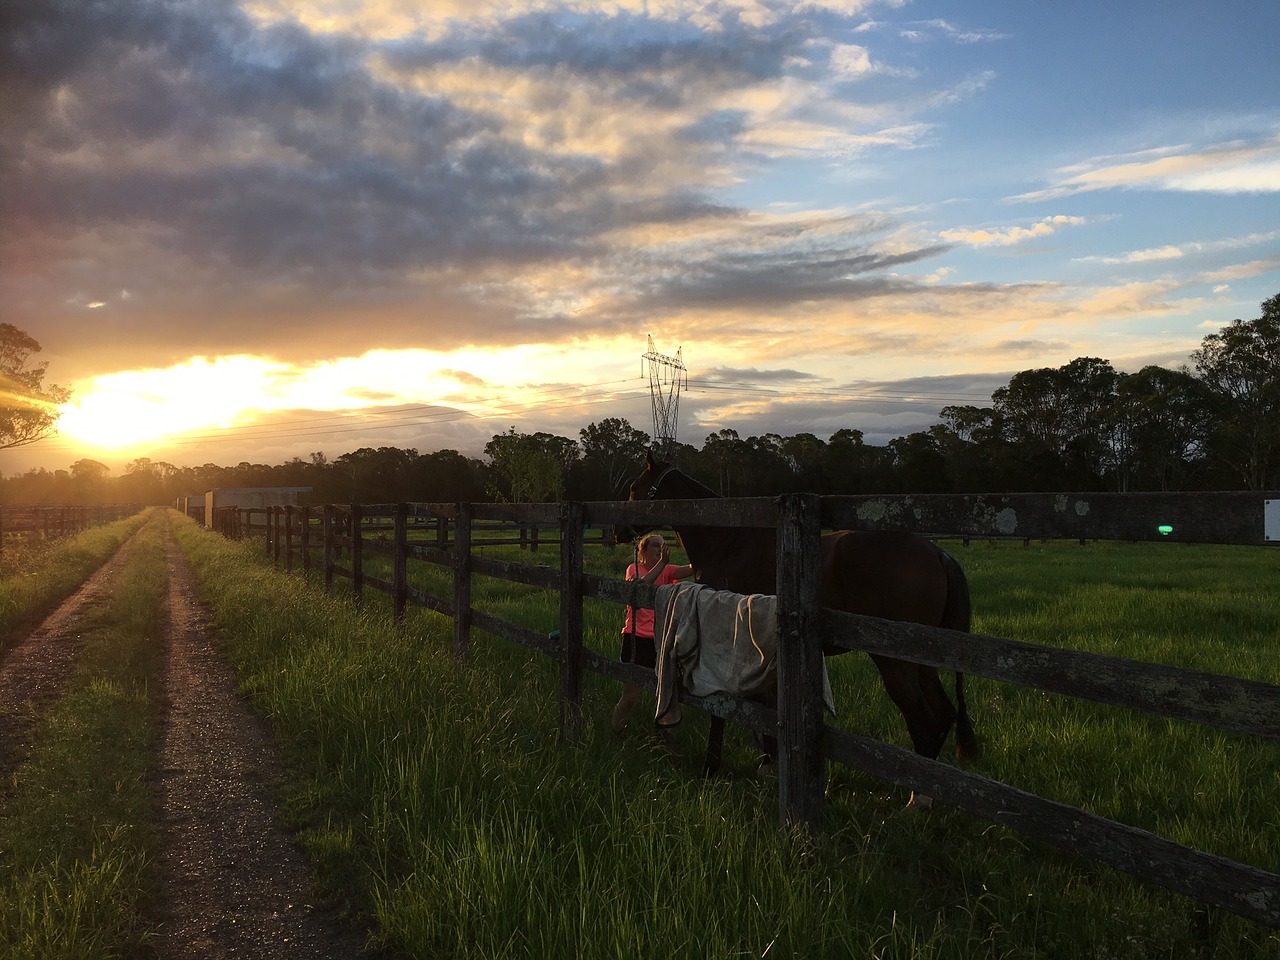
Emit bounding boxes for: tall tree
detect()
[779,432,826,492]
[992,357,1119,488]
[410,449,487,503]
[701,428,748,495]
[0,323,70,449]
[1192,293,1280,490]
[825,427,899,493]
[1106,366,1211,491]
[484,429,576,502]
[333,447,420,501]
[578,417,650,498]
[889,430,949,492]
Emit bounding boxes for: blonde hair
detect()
[638,533,665,553]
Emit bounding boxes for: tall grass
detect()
[0,511,168,960]
[0,511,150,650]
[177,523,1280,958]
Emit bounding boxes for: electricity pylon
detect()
[641,335,686,460]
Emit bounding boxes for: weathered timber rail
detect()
[0,504,141,557]
[217,490,1280,929]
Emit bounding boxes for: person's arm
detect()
[655,544,693,581]
[640,543,680,583]
[641,557,665,583]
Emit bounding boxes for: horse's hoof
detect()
[907,792,933,809]
[756,758,775,777]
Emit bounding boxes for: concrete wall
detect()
[204,487,311,528]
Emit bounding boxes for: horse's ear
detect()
[646,449,656,469]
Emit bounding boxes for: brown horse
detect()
[621,454,979,765]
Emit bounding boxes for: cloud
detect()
[1014,136,1280,201]
[241,1,893,38]
[1200,256,1280,283]
[2,0,960,377]
[940,215,1088,248]
[2,0,1268,481]
[900,19,1010,44]
[1074,231,1280,265]
[697,366,826,384]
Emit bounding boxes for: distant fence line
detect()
[0,504,141,557]
[215,490,1280,930]
[215,488,1280,546]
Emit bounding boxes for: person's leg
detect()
[613,632,656,732]
[612,684,643,732]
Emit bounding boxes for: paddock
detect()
[219,489,1280,930]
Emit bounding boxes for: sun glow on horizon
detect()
[53,344,623,456]
[57,356,291,450]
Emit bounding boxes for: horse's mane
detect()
[652,461,719,499]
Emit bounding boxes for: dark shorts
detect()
[620,632,657,670]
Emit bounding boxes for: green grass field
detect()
[1,512,1276,957]
[0,510,166,959]
[174,522,1280,959]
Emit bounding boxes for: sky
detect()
[3,0,1278,478]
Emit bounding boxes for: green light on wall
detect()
[1158,524,1174,536]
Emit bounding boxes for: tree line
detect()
[2,293,1277,507]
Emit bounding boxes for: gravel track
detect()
[0,516,373,958]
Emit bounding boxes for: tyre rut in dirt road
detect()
[0,529,146,779]
[149,528,372,958]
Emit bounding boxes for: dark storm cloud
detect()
[628,244,953,312]
[381,11,807,90]
[2,0,603,274]
[0,0,960,373]
[0,1,824,277]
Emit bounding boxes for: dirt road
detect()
[0,515,372,957]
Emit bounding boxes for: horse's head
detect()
[613,451,675,544]
[628,450,678,502]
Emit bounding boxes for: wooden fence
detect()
[0,504,140,557]
[219,491,1280,929]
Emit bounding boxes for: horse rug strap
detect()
[653,582,836,724]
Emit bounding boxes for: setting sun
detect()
[57,356,291,451]
[49,345,618,460]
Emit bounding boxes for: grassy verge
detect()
[177,523,1280,957]
[0,511,150,651]
[0,511,168,959]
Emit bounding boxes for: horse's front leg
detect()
[754,687,780,775]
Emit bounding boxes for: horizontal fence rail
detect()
[0,504,141,557]
[215,489,1280,929]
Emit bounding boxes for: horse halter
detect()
[644,465,679,500]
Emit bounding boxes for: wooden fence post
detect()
[271,506,281,568]
[453,503,473,659]
[775,492,826,829]
[300,505,312,573]
[559,501,585,743]
[284,505,295,573]
[350,503,364,606]
[323,505,336,594]
[393,503,409,623]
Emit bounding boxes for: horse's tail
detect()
[939,549,981,762]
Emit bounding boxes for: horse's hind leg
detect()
[873,656,953,760]
[917,665,957,755]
